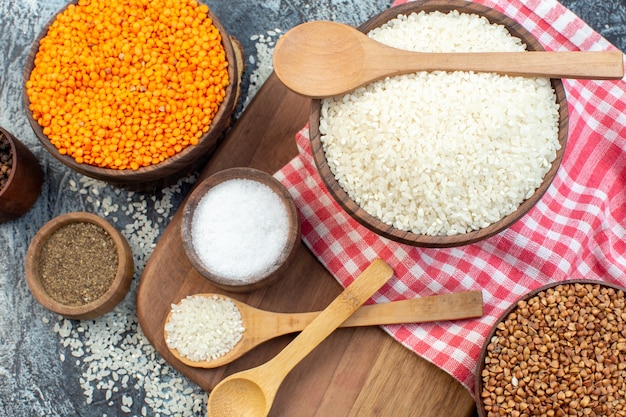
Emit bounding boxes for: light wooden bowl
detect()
[475,280,626,417]
[22,1,240,190]
[308,0,569,248]
[0,126,43,223]
[25,211,134,320]
[180,167,301,293]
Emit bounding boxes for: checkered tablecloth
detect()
[274,0,626,395]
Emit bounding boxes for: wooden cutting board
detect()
[136,73,477,417]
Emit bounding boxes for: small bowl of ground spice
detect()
[25,211,134,320]
[0,126,43,223]
[22,0,241,190]
[180,167,301,293]
[476,280,626,417]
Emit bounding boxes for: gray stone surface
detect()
[0,1,624,416]
[560,0,626,51]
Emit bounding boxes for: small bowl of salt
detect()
[180,167,300,292]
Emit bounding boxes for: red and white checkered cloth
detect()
[274,0,626,396]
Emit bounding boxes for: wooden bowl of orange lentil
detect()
[23,0,241,190]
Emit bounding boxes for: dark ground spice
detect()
[38,222,118,306]
[0,131,12,191]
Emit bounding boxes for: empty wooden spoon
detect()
[165,289,483,368]
[273,21,624,98]
[207,258,393,417]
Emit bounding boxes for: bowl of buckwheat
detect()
[476,280,626,417]
[0,126,43,223]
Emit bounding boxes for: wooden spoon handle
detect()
[343,290,483,326]
[264,259,394,381]
[376,48,624,80]
[274,290,484,332]
[274,21,624,98]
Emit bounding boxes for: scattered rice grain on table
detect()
[319,10,561,236]
[48,172,207,416]
[242,28,283,110]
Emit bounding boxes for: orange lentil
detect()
[26,0,229,170]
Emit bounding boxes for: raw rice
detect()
[319,10,561,236]
[53,173,209,416]
[165,294,245,362]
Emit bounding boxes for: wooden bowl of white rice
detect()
[309,0,568,247]
[180,167,301,292]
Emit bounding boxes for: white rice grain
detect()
[319,10,560,236]
[164,295,245,362]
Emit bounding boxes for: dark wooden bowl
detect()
[0,126,43,223]
[180,167,301,293]
[25,211,134,320]
[22,1,240,190]
[309,0,569,248]
[475,280,626,417]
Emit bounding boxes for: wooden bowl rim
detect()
[474,279,626,416]
[180,167,301,292]
[25,211,134,319]
[308,0,569,248]
[22,0,239,186]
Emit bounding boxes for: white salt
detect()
[191,178,289,282]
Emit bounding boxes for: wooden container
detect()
[180,167,301,293]
[22,1,240,190]
[0,126,43,223]
[25,211,134,320]
[475,280,626,417]
[308,0,569,248]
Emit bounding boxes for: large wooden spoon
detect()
[207,258,393,417]
[165,289,483,368]
[273,21,624,98]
